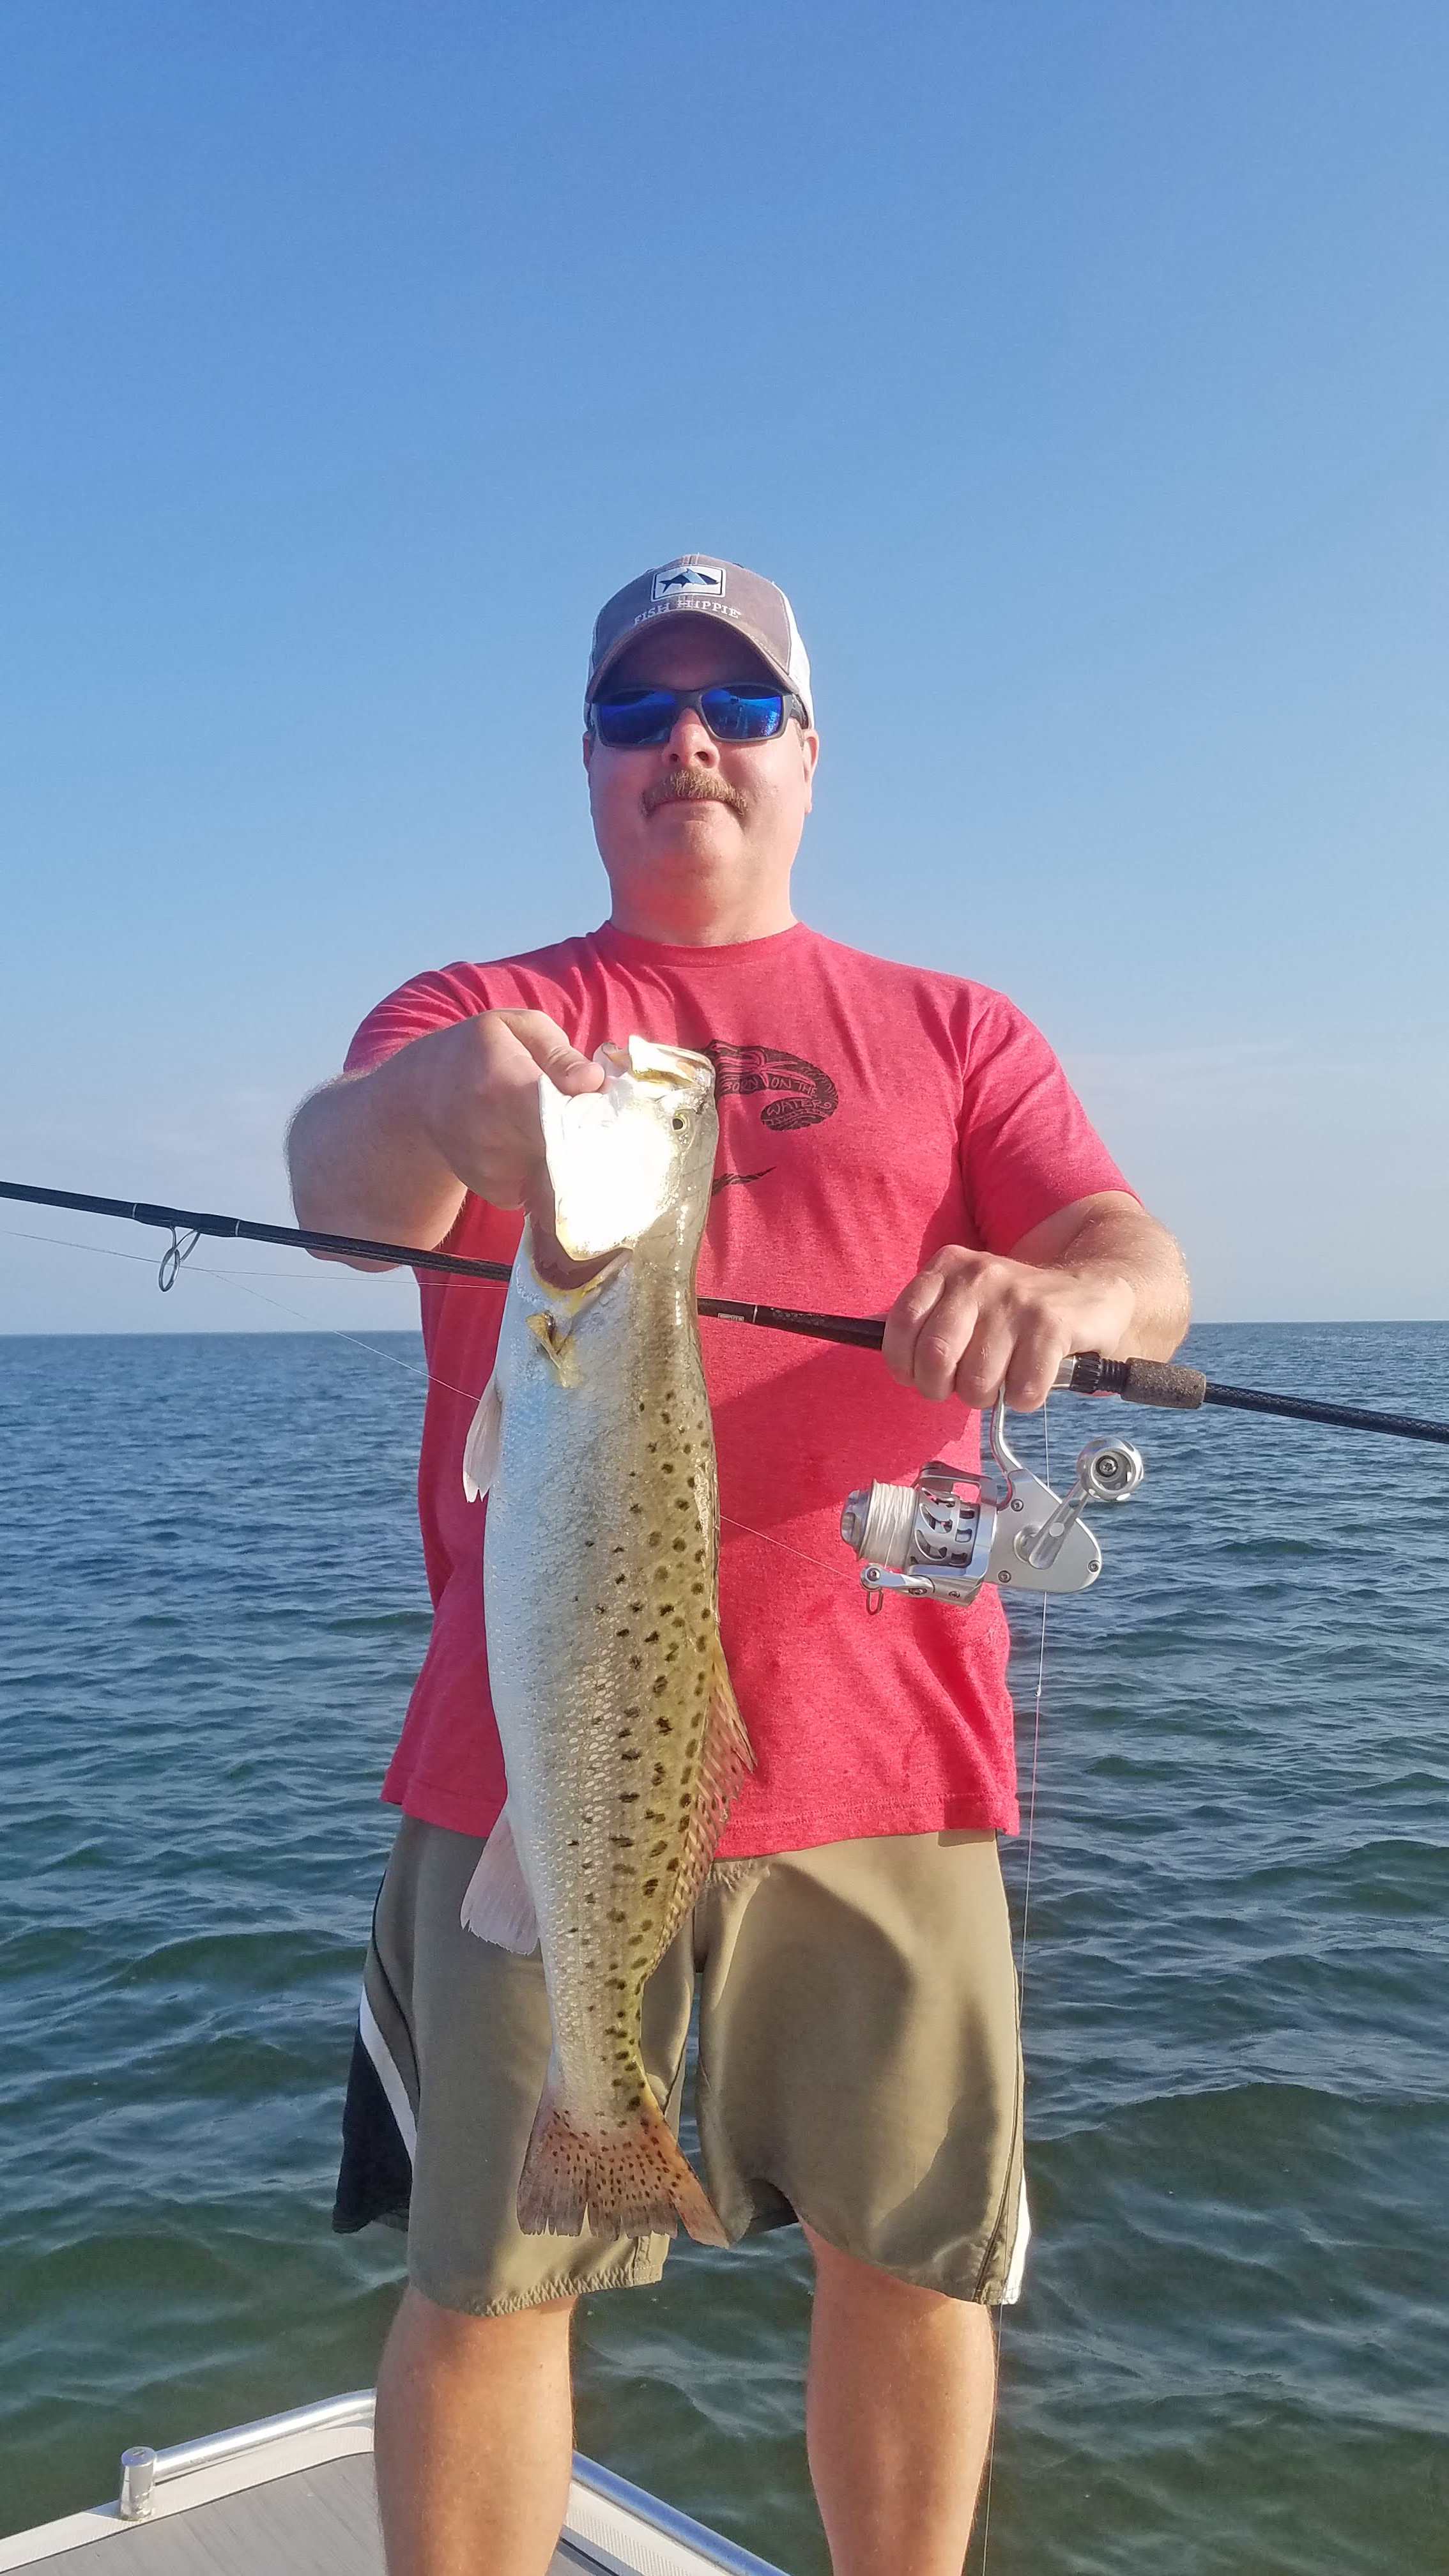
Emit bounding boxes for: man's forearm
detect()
[287,1044,467,1261]
[1050,1207,1191,1361]
[286,1008,608,1266]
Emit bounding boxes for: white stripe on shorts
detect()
[358,1986,418,2162]
[1000,2176,1031,2305]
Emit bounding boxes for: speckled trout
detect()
[457,1035,750,2244]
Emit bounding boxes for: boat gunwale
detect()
[0,2390,788,2576]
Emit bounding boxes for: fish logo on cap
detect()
[653,562,726,599]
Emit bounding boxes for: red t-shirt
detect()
[345,920,1131,1853]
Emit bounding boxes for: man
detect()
[289,555,1190,2576]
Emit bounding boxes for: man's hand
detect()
[288,1008,604,1261]
[415,1009,604,1211]
[882,1195,1191,1412]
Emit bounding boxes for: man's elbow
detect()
[285,1083,338,1233]
[1138,1215,1192,1358]
[285,1078,394,1267]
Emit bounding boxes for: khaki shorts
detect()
[334,1816,1029,2312]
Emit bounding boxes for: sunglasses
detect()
[588,684,808,749]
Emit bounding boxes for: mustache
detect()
[642,767,747,818]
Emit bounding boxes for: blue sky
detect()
[3,0,1446,1333]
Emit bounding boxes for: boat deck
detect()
[1,2393,784,2576]
[26,2453,383,2576]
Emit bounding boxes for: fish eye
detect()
[671,1112,688,1132]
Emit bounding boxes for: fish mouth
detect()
[528,1213,622,1293]
[537,1035,717,1263]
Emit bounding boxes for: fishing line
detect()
[6,1222,879,1581]
[977,1405,1052,2576]
[717,1516,842,1579]
[1,1222,487,1409]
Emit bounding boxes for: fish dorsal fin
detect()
[643,1633,754,1974]
[461,1376,503,1501]
[459,1802,540,1955]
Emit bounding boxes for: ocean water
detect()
[2,1322,1447,2571]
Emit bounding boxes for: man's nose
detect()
[664,706,719,765]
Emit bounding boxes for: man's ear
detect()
[800,728,819,813]
[582,732,593,773]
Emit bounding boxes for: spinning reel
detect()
[840,1397,1145,1610]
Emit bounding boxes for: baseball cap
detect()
[586,555,813,728]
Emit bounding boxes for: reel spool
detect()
[839,1465,996,1608]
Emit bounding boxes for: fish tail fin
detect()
[516,2076,728,2249]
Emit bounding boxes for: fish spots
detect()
[610,1834,634,1848]
[690,1583,704,1597]
[629,1655,642,1671]
[643,1876,659,1894]
[652,1678,670,1698]
[616,1627,631,1639]
[629,1502,643,1516]
[656,1715,673,1735]
[650,1841,668,1858]
[613,1574,627,1588]
[608,1908,626,1923]
[671,1538,687,1553]
[620,1747,642,1763]
[643,1629,660,1644]
[619,1790,640,1804]
[652,1767,666,1788]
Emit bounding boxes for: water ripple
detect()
[2,1322,1448,2573]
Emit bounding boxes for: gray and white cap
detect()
[586,555,813,726]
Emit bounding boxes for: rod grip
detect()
[1064,1353,1208,1410]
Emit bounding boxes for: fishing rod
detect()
[4,1175,1449,1451]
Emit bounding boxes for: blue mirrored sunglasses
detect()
[588,684,808,749]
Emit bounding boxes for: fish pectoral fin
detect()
[459,1803,540,1954]
[526,1311,581,1384]
[461,1376,503,1502]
